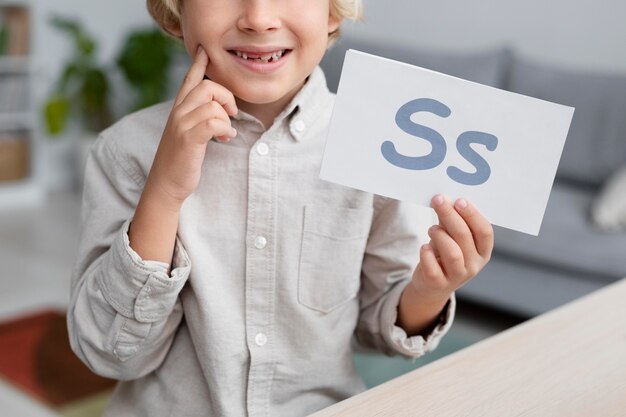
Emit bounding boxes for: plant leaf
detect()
[43,96,70,136]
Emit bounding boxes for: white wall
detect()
[345,0,626,73]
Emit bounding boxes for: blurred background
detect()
[1,0,625,415]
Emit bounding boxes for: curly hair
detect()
[146,0,363,44]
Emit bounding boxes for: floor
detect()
[0,190,525,416]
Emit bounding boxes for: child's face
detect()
[175,0,341,107]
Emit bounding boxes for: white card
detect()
[320,50,575,236]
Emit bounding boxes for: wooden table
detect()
[311,279,626,417]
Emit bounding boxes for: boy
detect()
[68,0,494,416]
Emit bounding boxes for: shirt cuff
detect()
[382,281,456,358]
[97,219,191,323]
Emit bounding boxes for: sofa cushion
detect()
[320,36,512,93]
[591,164,626,231]
[493,181,626,280]
[508,59,626,187]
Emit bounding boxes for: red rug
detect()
[0,309,116,406]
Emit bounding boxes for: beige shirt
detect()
[68,67,455,417]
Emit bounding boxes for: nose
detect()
[237,0,281,33]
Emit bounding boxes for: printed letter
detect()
[447,131,498,185]
[381,98,450,170]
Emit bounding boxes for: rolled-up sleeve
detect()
[68,131,191,381]
[382,286,455,357]
[354,196,456,359]
[98,219,190,324]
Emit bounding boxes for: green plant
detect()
[116,28,178,111]
[44,16,112,136]
[0,23,8,55]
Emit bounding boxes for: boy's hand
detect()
[411,194,494,305]
[145,46,238,209]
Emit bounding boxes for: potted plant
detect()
[42,16,113,189]
[43,16,112,137]
[42,21,181,189]
[116,27,179,112]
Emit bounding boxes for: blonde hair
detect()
[146,0,363,44]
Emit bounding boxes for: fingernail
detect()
[231,128,237,137]
[422,243,432,251]
[455,198,468,209]
[432,194,445,207]
[428,225,440,234]
[196,45,204,56]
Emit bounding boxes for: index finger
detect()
[431,194,476,255]
[175,46,209,106]
[453,198,494,258]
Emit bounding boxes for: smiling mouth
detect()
[228,49,292,63]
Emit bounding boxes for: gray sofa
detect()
[320,36,626,317]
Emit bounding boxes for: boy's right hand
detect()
[145,46,238,210]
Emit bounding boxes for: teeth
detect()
[234,49,286,62]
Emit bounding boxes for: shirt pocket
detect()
[298,205,374,313]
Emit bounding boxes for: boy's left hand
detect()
[411,194,494,304]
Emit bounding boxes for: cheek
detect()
[302,28,331,62]
[179,19,197,55]
[179,14,216,56]
[302,16,332,49]
[182,38,196,57]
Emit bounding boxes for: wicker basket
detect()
[0,135,29,181]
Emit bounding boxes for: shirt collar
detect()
[231,66,330,142]
[281,66,330,142]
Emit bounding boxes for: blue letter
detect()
[446,131,498,186]
[381,98,450,170]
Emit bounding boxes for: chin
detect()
[233,86,294,105]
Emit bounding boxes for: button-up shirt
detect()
[68,66,455,417]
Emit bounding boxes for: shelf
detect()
[0,56,30,73]
[0,4,38,210]
[0,111,35,130]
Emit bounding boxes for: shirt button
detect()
[294,120,306,132]
[256,143,269,156]
[255,332,268,346]
[254,235,267,249]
